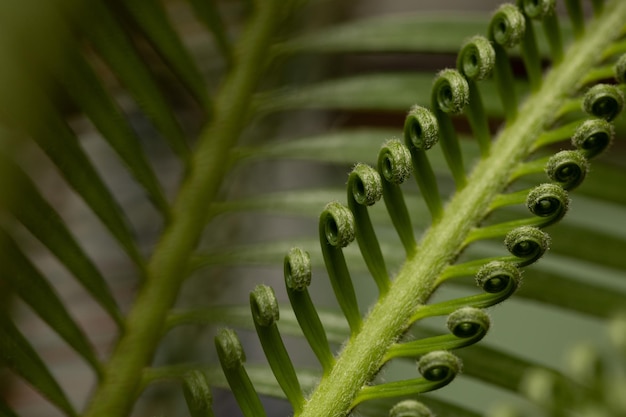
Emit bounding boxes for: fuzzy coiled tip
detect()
[432,69,470,114]
[320,201,355,248]
[215,328,246,370]
[582,84,624,122]
[349,163,382,206]
[505,226,551,266]
[571,118,614,158]
[403,105,439,151]
[418,350,462,382]
[520,0,555,19]
[389,400,434,417]
[250,284,279,327]
[378,139,412,184]
[526,183,569,222]
[614,54,626,84]
[489,4,526,48]
[284,247,311,291]
[447,306,491,338]
[476,261,521,293]
[545,150,588,190]
[457,35,496,81]
[182,371,212,415]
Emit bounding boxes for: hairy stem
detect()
[299,2,626,416]
[82,2,282,416]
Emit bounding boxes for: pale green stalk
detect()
[298,2,626,416]
[82,2,282,415]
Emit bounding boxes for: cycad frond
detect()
[1,1,625,417]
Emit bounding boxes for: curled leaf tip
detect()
[526,183,569,225]
[447,307,491,338]
[432,69,470,114]
[476,261,521,293]
[418,350,462,382]
[505,226,551,266]
[571,118,614,158]
[378,139,412,184]
[250,284,279,327]
[349,163,382,206]
[284,247,311,291]
[458,35,496,81]
[215,328,245,370]
[321,202,355,248]
[520,0,556,19]
[614,54,626,84]
[490,4,526,48]
[182,371,213,417]
[404,105,439,151]
[582,84,624,121]
[389,400,434,417]
[545,150,588,190]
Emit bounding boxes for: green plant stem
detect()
[297,2,626,416]
[82,2,282,416]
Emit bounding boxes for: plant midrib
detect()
[299,2,626,417]
[82,1,283,416]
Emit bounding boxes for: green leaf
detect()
[187,0,233,65]
[0,154,123,327]
[29,106,144,267]
[0,230,102,375]
[59,50,171,217]
[256,73,527,117]
[276,13,572,56]
[0,312,77,417]
[121,0,212,111]
[77,0,191,161]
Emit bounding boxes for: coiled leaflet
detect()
[403,105,439,151]
[505,226,551,267]
[431,69,469,187]
[385,307,490,361]
[321,201,355,248]
[250,284,279,327]
[182,371,213,417]
[284,247,311,292]
[351,351,461,408]
[447,306,491,338]
[319,202,361,333]
[284,248,335,374]
[614,53,626,84]
[348,163,382,206]
[582,84,624,121]
[476,261,522,294]
[519,0,555,19]
[432,69,470,114]
[215,329,267,417]
[545,150,588,191]
[489,4,526,48]
[378,139,412,185]
[377,139,416,255]
[457,36,496,81]
[526,183,569,227]
[250,285,304,413]
[571,118,614,158]
[347,163,389,293]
